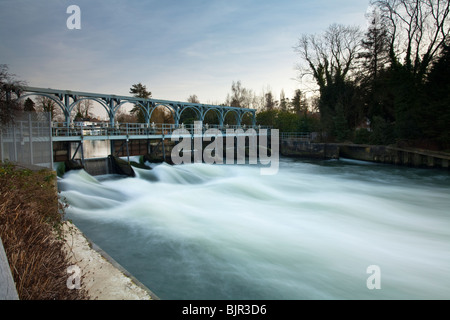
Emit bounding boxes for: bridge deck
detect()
[51,123,271,142]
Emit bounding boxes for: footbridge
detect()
[16,86,257,128]
[4,87,272,168]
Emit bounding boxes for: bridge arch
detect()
[178,105,202,125]
[69,97,111,121]
[114,100,149,123]
[224,109,241,126]
[239,110,256,126]
[15,87,257,128]
[150,103,176,124]
[203,107,224,126]
[17,93,68,122]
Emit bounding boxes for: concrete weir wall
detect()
[83,158,113,176]
[280,139,449,169]
[338,144,450,169]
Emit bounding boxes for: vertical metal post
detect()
[79,122,85,166]
[126,138,130,164]
[29,114,34,165]
[80,140,85,166]
[109,99,116,128]
[19,121,24,163]
[0,129,3,162]
[162,136,166,162]
[12,125,17,162]
[64,94,71,127]
[110,139,115,157]
[49,113,54,170]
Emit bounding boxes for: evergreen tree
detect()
[333,102,350,142]
[423,45,450,149]
[129,83,151,123]
[0,64,24,125]
[23,98,36,112]
[291,89,308,116]
[359,8,390,81]
[264,91,276,111]
[279,90,289,112]
[358,8,392,122]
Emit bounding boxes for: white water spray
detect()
[58,158,450,300]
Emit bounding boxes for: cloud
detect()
[0,0,371,105]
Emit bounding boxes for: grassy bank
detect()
[0,161,88,300]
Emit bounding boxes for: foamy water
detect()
[58,158,450,300]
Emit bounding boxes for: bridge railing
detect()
[280,132,311,141]
[50,122,273,137]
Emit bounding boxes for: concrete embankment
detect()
[338,144,450,169]
[63,222,158,300]
[280,139,450,169]
[1,162,158,300]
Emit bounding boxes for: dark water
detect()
[58,158,450,300]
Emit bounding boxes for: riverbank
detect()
[280,140,450,169]
[62,221,157,300]
[0,161,157,300]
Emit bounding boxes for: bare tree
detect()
[73,98,93,120]
[226,81,256,108]
[294,24,363,91]
[36,96,62,121]
[371,0,450,80]
[116,108,138,123]
[294,24,364,134]
[187,94,200,103]
[0,64,26,125]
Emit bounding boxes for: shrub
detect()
[353,128,371,144]
[0,161,88,300]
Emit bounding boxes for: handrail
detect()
[48,122,273,137]
[280,132,311,140]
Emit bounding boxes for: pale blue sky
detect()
[0,0,371,106]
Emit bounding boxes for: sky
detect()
[0,0,371,111]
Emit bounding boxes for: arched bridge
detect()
[16,86,256,127]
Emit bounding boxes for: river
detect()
[57,158,450,300]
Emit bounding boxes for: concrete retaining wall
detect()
[280,139,449,169]
[339,144,450,169]
[0,237,19,300]
[83,158,113,176]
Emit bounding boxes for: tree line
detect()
[294,0,449,150]
[2,0,448,151]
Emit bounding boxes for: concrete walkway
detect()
[63,222,159,300]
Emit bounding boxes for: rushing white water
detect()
[58,158,450,300]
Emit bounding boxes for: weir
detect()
[3,87,448,172]
[280,134,450,170]
[0,86,278,172]
[63,126,275,176]
[58,157,450,300]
